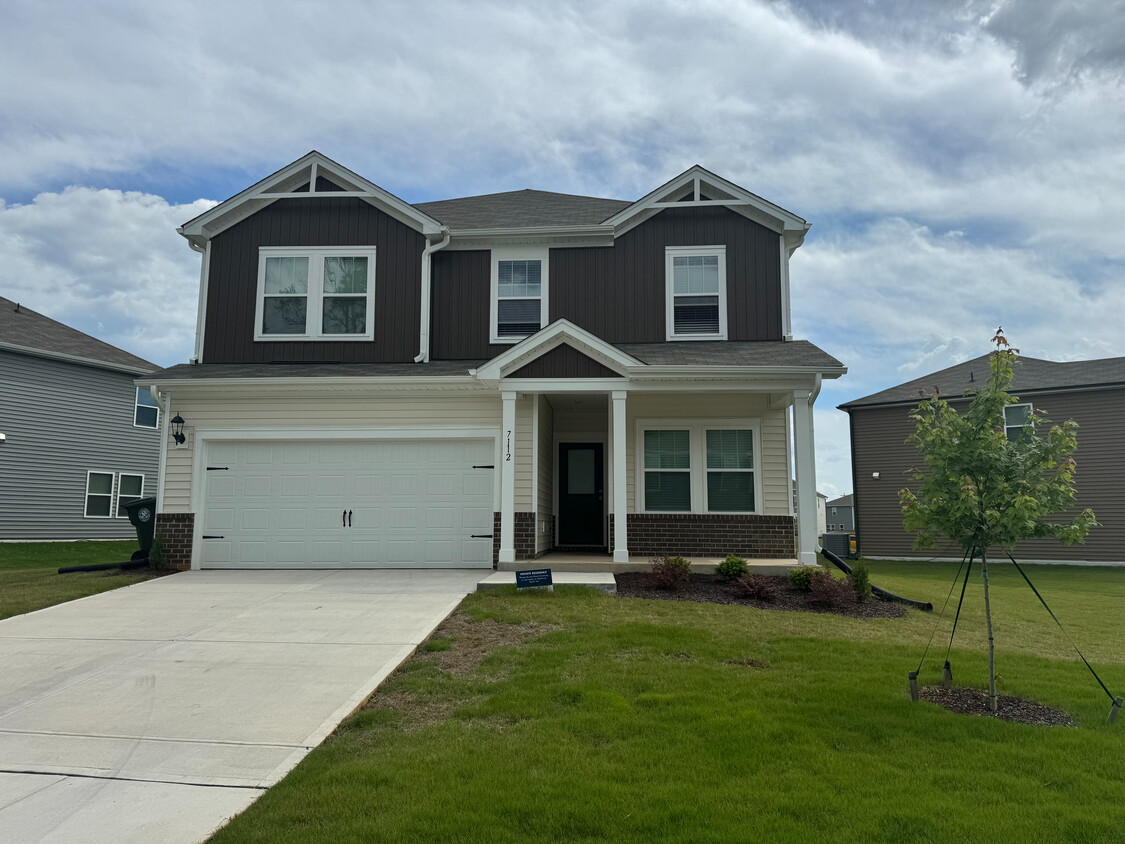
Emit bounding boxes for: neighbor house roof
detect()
[827,494,853,507]
[0,296,156,375]
[840,354,1125,409]
[414,189,630,230]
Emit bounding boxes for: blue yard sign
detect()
[515,568,553,590]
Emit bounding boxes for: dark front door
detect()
[558,443,604,546]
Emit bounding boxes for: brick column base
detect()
[155,513,194,570]
[493,512,538,565]
[610,513,797,559]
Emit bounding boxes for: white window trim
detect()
[1004,402,1033,439]
[253,246,377,341]
[115,473,145,518]
[665,245,728,341]
[84,470,115,519]
[490,246,549,344]
[635,418,762,515]
[134,387,160,429]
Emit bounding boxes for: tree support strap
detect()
[914,550,971,677]
[1005,552,1121,722]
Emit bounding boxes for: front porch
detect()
[499,550,803,576]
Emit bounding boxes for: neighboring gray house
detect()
[0,297,160,540]
[825,493,854,532]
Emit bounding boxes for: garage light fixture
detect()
[171,414,186,446]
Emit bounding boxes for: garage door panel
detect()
[202,438,495,568]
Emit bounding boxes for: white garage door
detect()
[200,439,495,568]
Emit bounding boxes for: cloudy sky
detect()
[3,0,1123,497]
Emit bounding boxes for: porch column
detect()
[612,390,629,563]
[499,390,516,564]
[792,388,819,566]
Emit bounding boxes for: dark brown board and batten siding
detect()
[429,206,783,360]
[849,387,1125,562]
[508,344,623,379]
[203,197,425,363]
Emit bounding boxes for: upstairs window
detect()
[666,246,727,340]
[255,247,376,341]
[1004,403,1033,441]
[134,387,159,428]
[491,247,548,343]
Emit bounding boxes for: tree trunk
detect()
[981,552,998,713]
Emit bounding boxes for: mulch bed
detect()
[614,573,907,619]
[920,685,1075,727]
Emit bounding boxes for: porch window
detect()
[643,430,691,511]
[666,246,727,340]
[705,429,755,512]
[255,247,376,341]
[491,247,548,342]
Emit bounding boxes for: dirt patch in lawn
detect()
[920,686,1075,727]
[615,573,907,619]
[415,612,561,676]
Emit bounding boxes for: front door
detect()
[558,443,604,546]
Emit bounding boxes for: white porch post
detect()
[792,388,819,566]
[500,390,517,564]
[612,390,629,563]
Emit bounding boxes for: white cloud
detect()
[0,189,213,366]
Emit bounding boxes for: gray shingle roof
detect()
[151,361,486,380]
[414,190,630,230]
[0,296,155,373]
[841,353,1125,409]
[827,494,853,507]
[617,340,845,369]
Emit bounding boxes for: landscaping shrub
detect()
[649,555,693,590]
[808,570,856,609]
[849,561,872,602]
[715,554,749,581]
[788,566,814,592]
[148,536,168,571]
[734,573,780,602]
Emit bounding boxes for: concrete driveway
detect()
[0,569,486,843]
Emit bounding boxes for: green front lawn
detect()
[0,540,159,621]
[212,561,1125,843]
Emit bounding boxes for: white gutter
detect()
[151,385,171,513]
[187,239,211,364]
[414,229,451,363]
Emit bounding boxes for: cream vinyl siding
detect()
[536,394,554,553]
[624,393,789,515]
[161,392,501,512]
[515,395,534,511]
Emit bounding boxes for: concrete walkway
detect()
[0,569,486,843]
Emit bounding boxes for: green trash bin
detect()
[123,496,157,558]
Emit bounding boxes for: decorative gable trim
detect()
[473,319,643,382]
[603,165,812,251]
[507,344,623,379]
[178,151,444,247]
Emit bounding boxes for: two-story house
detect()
[145,152,845,570]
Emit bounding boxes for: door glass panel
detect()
[567,449,596,495]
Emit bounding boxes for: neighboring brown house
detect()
[840,354,1125,564]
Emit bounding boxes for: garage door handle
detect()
[342,509,347,527]
[348,509,353,527]
[471,534,493,539]
[202,535,225,539]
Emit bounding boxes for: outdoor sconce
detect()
[872,472,880,479]
[171,414,186,446]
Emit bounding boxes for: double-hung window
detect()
[134,387,159,428]
[116,474,145,518]
[491,247,548,342]
[255,247,376,341]
[666,246,727,340]
[1004,403,1033,441]
[84,471,115,518]
[638,421,759,513]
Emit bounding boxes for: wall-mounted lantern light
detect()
[171,414,186,446]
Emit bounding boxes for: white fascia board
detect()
[627,364,847,380]
[0,342,154,376]
[178,151,444,243]
[475,319,644,380]
[146,375,486,394]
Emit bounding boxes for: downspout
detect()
[187,239,211,365]
[151,385,171,514]
[414,229,451,363]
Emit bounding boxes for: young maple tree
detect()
[899,328,1096,711]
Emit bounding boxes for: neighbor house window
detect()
[491,247,548,342]
[116,474,145,518]
[1004,403,1033,441]
[255,247,376,341]
[666,246,727,340]
[643,430,692,511]
[134,387,159,428]
[638,421,759,513]
[85,471,114,518]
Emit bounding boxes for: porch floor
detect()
[501,552,803,576]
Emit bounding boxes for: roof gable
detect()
[474,320,642,381]
[0,297,156,374]
[507,343,623,379]
[179,151,444,246]
[415,190,629,231]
